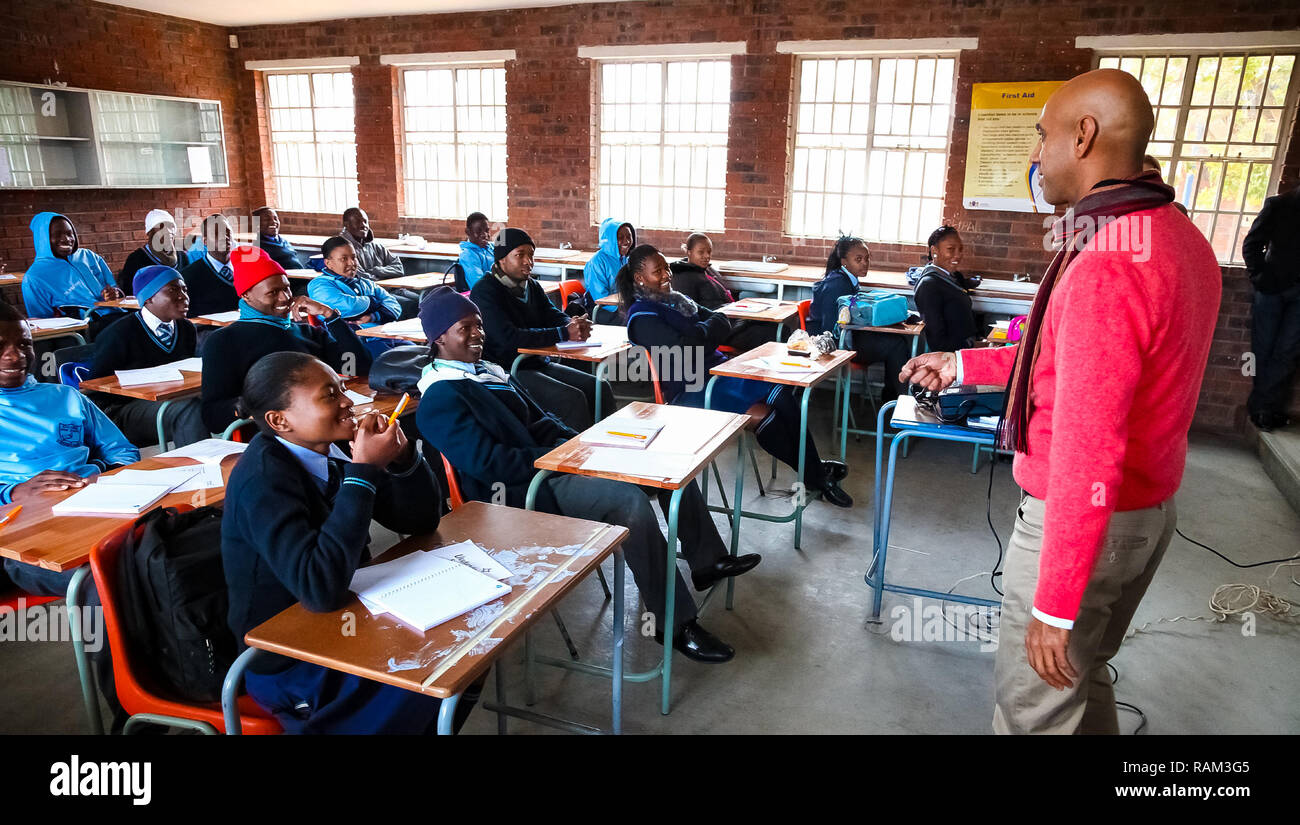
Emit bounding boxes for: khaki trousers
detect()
[993,494,1176,735]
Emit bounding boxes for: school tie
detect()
[219,265,233,284]
[324,458,343,501]
[156,323,174,348]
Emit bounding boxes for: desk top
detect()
[343,377,414,419]
[355,320,427,343]
[716,298,800,324]
[515,324,630,363]
[94,297,140,310]
[79,369,202,402]
[843,321,926,336]
[534,401,750,490]
[189,310,240,327]
[285,268,321,281]
[0,270,24,284]
[28,319,89,341]
[708,342,853,389]
[0,453,239,572]
[244,501,628,698]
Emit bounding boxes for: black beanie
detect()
[493,227,535,261]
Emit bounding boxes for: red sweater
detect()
[959,204,1220,624]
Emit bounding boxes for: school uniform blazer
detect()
[625,299,730,405]
[470,273,571,368]
[222,433,440,671]
[415,367,574,510]
[668,259,732,310]
[912,264,979,353]
[180,256,239,319]
[808,268,858,337]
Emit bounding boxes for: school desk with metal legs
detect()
[867,399,1002,621]
[79,370,202,452]
[509,324,631,423]
[222,502,630,735]
[833,321,926,458]
[699,342,854,550]
[524,402,750,716]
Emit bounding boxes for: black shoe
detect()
[1251,412,1279,432]
[655,620,734,663]
[820,481,854,508]
[822,459,848,483]
[691,553,762,591]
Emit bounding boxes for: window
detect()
[788,55,955,243]
[596,59,731,231]
[400,65,507,220]
[264,71,358,214]
[1101,51,1298,264]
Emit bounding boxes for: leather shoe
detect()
[820,481,854,508]
[655,620,734,664]
[822,459,848,483]
[691,553,762,591]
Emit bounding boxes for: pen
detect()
[387,393,411,427]
[0,505,22,530]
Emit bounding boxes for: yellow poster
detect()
[962,81,1064,213]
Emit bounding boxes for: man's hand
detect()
[1024,617,1077,690]
[899,351,957,391]
[289,296,336,322]
[566,315,592,342]
[11,471,89,504]
[100,286,125,301]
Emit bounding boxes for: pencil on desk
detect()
[607,430,647,439]
[387,393,411,427]
[0,504,22,530]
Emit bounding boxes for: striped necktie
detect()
[219,265,233,284]
[156,323,174,348]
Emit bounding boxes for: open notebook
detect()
[350,551,510,632]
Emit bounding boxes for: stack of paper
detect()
[350,550,510,632]
[158,439,248,464]
[28,317,85,331]
[580,420,663,449]
[344,389,375,405]
[163,357,204,372]
[115,366,185,386]
[52,482,173,516]
[199,310,241,324]
[579,447,686,478]
[556,339,602,350]
[380,318,426,337]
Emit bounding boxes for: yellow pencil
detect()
[387,393,410,427]
[0,504,22,530]
[607,430,647,439]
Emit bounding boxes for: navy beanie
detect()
[492,227,535,261]
[419,286,479,344]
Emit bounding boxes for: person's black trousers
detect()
[1248,281,1300,420]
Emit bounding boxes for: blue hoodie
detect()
[21,212,118,319]
[457,240,495,290]
[582,218,635,301]
[306,268,401,327]
[0,375,139,505]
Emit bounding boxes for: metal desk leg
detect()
[221,646,262,734]
[611,548,625,734]
[725,434,745,610]
[594,358,610,423]
[660,486,684,716]
[154,400,173,452]
[437,692,462,735]
[67,566,103,735]
[838,362,852,463]
[509,354,526,380]
[494,661,508,735]
[794,385,812,550]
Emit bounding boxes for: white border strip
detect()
[1077,31,1300,51]
[245,56,360,71]
[380,50,517,66]
[777,38,978,55]
[578,42,747,60]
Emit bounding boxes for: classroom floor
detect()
[3,396,1297,735]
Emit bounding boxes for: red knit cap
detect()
[231,245,286,296]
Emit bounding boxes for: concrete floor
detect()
[3,398,1298,735]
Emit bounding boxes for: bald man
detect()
[902,69,1221,734]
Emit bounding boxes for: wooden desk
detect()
[355,319,427,344]
[511,324,630,420]
[80,369,203,451]
[715,298,800,331]
[343,377,415,419]
[0,270,24,284]
[703,342,854,550]
[526,401,749,716]
[225,501,631,734]
[28,319,89,345]
[94,297,140,310]
[285,268,321,281]
[190,310,240,327]
[376,272,456,291]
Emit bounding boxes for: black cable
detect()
[1176,527,1299,569]
[986,446,1004,596]
[1116,700,1148,734]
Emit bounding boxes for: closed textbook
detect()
[51,482,173,516]
[350,552,510,632]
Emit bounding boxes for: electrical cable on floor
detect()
[1107,663,1149,734]
[1176,527,1299,569]
[985,448,1004,596]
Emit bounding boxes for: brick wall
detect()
[0,0,1296,434]
[0,0,249,271]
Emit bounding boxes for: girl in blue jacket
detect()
[583,217,635,323]
[21,212,129,337]
[307,236,403,357]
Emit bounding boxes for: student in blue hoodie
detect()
[456,212,495,290]
[808,236,910,407]
[21,212,128,338]
[253,207,306,272]
[583,217,635,323]
[307,236,402,358]
[0,302,139,596]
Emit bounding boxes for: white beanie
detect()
[144,209,175,233]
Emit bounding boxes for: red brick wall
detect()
[0,0,250,272]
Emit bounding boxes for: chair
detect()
[221,418,257,442]
[88,513,281,735]
[0,589,59,613]
[556,279,586,312]
[58,361,90,389]
[444,262,469,293]
[796,299,812,332]
[440,454,466,511]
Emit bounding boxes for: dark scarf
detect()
[634,285,698,318]
[998,170,1174,453]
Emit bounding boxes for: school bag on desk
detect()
[836,290,910,328]
[115,505,235,703]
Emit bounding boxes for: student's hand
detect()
[350,411,408,468]
[289,296,336,322]
[1025,618,1077,690]
[10,471,89,503]
[354,314,373,325]
[899,351,957,391]
[101,286,125,301]
[566,315,592,341]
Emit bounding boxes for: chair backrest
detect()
[445,261,469,293]
[441,454,465,510]
[88,509,280,734]
[221,418,257,443]
[797,299,812,331]
[634,346,665,405]
[58,361,90,389]
[557,279,586,311]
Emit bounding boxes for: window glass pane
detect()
[266,71,357,213]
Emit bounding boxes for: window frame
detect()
[261,68,359,215]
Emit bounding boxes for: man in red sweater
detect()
[902,69,1221,734]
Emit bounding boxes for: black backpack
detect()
[115,505,235,703]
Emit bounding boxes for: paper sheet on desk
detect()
[428,540,513,581]
[162,357,203,372]
[751,355,823,374]
[102,465,224,492]
[555,340,602,350]
[580,447,689,478]
[344,389,375,405]
[28,317,85,330]
[382,319,425,335]
[158,439,248,464]
[115,366,185,386]
[198,310,240,324]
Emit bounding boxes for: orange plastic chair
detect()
[796,299,812,332]
[441,454,465,510]
[0,590,58,613]
[89,511,281,735]
[556,279,586,312]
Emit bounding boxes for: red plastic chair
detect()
[796,299,812,332]
[441,454,465,511]
[88,512,281,735]
[557,279,586,312]
[0,590,58,613]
